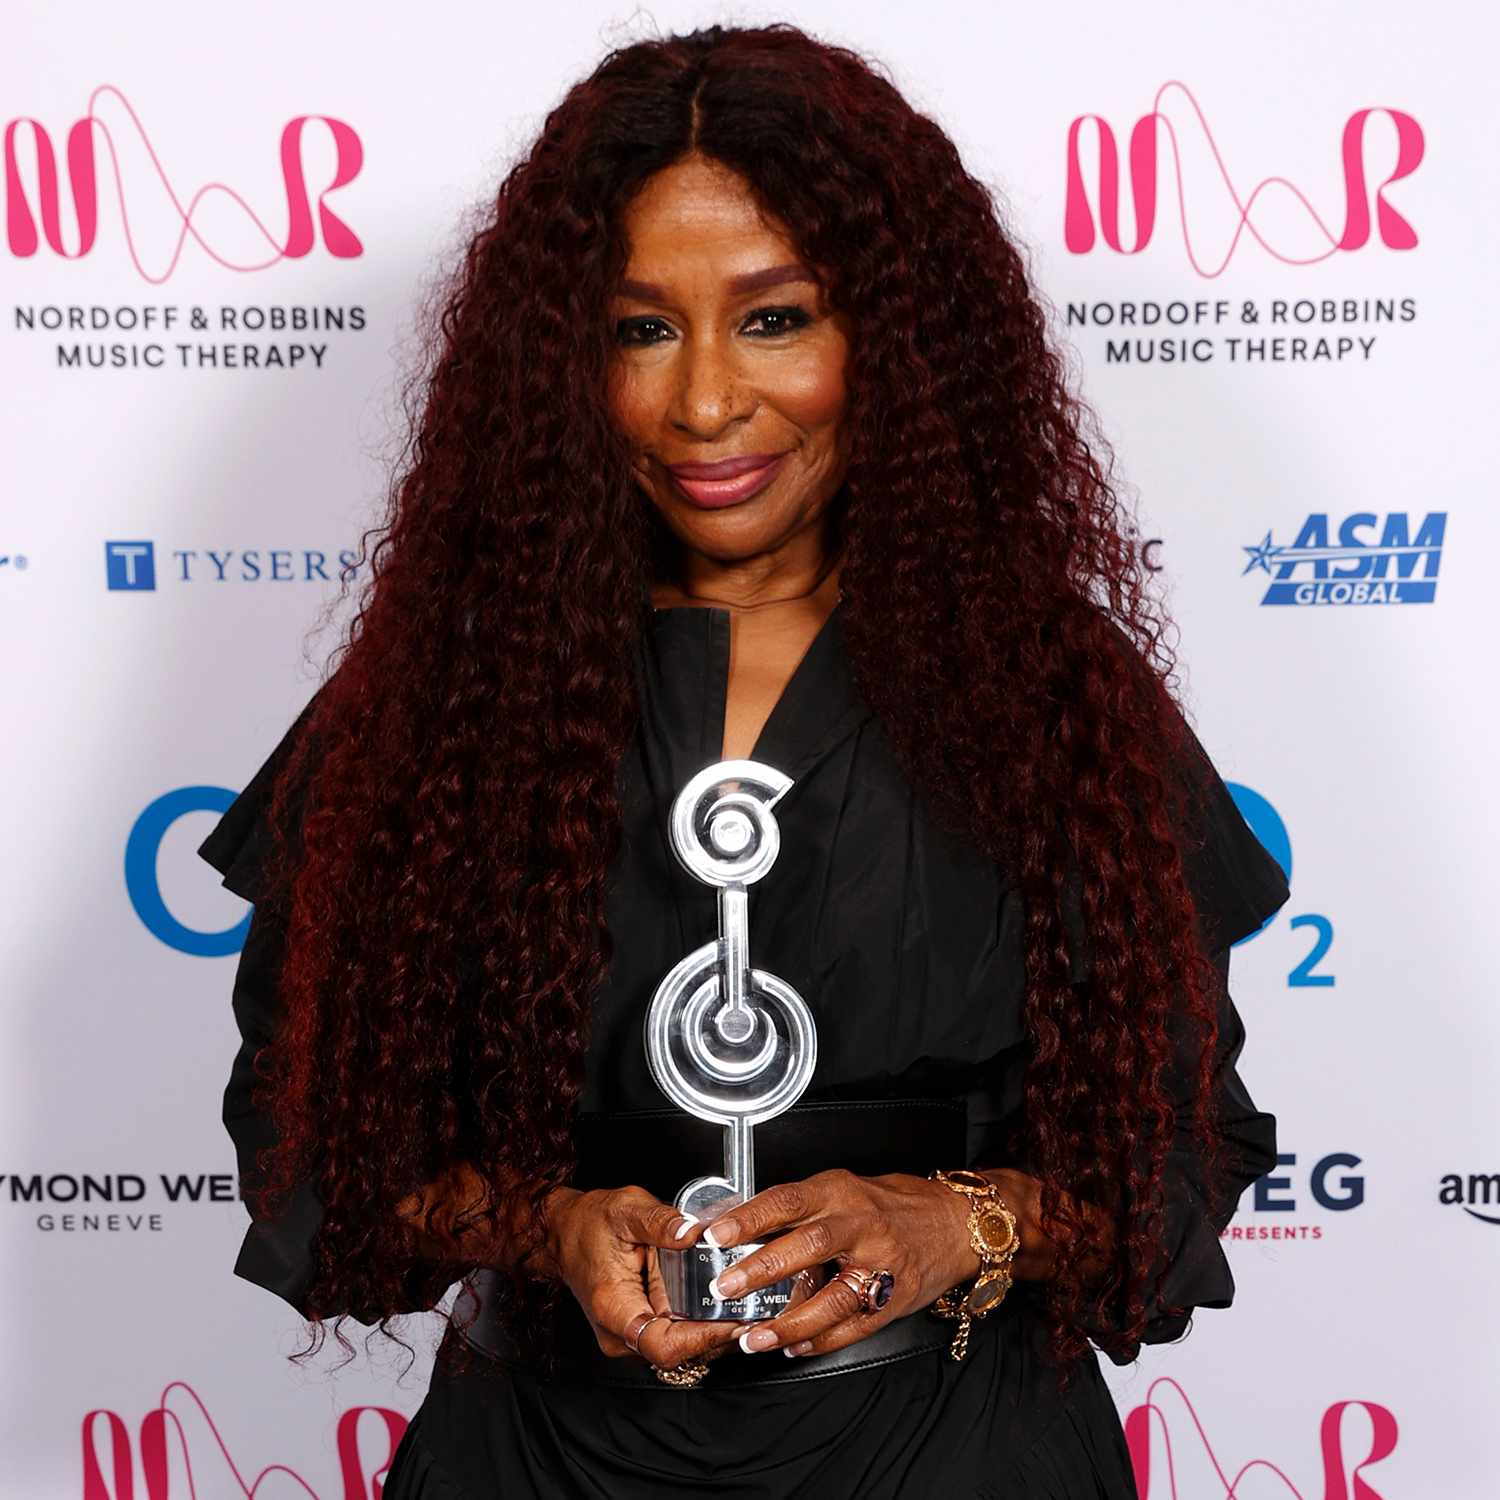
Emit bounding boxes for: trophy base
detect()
[658,1241,795,1322]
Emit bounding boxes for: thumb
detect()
[612,1192,705,1250]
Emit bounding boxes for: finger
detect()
[644,1249,671,1314]
[639,1313,749,1369]
[707,1216,850,1302]
[781,1313,878,1360]
[609,1189,703,1249]
[705,1171,852,1249]
[735,1273,882,1354]
[641,1250,742,1364]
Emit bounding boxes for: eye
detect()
[743,304,812,337]
[614,316,672,347]
[612,304,814,348]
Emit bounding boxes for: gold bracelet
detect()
[928,1169,1020,1361]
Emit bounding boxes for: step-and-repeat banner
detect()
[4,3,1493,1496]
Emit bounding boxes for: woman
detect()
[200,23,1288,1499]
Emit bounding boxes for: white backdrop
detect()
[4,3,1495,1496]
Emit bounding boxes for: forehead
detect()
[618,156,796,271]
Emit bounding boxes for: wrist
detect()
[526,1184,585,1281]
[927,1175,982,1287]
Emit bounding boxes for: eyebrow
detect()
[615,263,818,301]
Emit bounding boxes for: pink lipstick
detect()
[665,452,789,509]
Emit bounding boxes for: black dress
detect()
[199,597,1289,1500]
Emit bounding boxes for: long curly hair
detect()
[252,21,1229,1376]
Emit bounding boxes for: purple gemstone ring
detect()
[862,1268,896,1314]
[833,1266,896,1316]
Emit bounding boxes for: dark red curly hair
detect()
[252,21,1228,1375]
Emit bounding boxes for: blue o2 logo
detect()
[1226,782,1336,989]
[126,788,248,956]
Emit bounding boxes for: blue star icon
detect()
[1241,530,1283,576]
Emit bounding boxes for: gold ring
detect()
[653,1360,709,1388]
[832,1265,895,1315]
[832,1266,874,1305]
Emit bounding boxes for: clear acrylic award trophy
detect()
[646,759,817,1321]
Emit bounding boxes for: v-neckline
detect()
[652,596,844,766]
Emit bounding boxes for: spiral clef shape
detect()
[667,759,793,889]
[645,758,817,1222]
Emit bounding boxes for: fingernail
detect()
[704,1219,739,1248]
[788,1340,813,1356]
[730,1323,754,1340]
[707,1276,724,1302]
[672,1214,700,1241]
[741,1326,779,1353]
[714,1269,745,1298]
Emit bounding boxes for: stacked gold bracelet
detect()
[928,1168,1021,1361]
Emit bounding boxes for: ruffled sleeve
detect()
[1082,941,1279,1365]
[200,687,461,1322]
[197,687,325,904]
[1169,713,1291,954]
[1074,707,1288,1364]
[197,690,327,1314]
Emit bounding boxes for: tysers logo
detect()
[127,788,248,956]
[1065,81,1423,274]
[1439,1172,1500,1225]
[5,84,362,280]
[1225,784,1336,989]
[105,539,154,590]
[104,540,362,586]
[1242,513,1445,606]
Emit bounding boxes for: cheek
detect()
[606,364,657,450]
[774,349,849,432]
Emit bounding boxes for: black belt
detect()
[447,1266,973,1388]
[444,1097,979,1387]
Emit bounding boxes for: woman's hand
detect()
[540,1185,751,1367]
[697,1168,982,1357]
[397,1167,749,1367]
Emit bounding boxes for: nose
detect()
[669,331,754,439]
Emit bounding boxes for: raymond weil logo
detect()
[1241,513,1445,606]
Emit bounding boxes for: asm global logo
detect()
[1241,511,1445,605]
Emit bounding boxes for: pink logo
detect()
[1065,82,1423,275]
[6,85,363,281]
[81,1381,407,1499]
[1123,1377,1398,1499]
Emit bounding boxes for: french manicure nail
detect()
[714,1269,745,1298]
[707,1276,724,1302]
[743,1327,779,1353]
[673,1214,700,1241]
[789,1340,813,1356]
[704,1219,739,1247]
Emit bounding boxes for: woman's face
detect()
[606,152,854,571]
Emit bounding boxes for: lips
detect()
[665,452,789,509]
